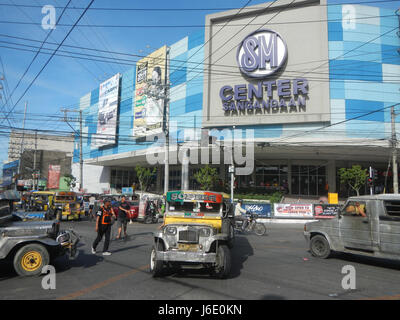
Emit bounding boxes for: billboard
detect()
[47,165,61,189]
[2,160,19,187]
[133,46,167,139]
[274,203,313,218]
[202,3,330,127]
[94,73,120,147]
[242,202,272,217]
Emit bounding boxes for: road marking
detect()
[57,264,149,300]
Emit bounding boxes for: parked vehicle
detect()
[234,212,266,236]
[113,200,139,221]
[0,190,79,276]
[53,192,84,221]
[29,191,55,213]
[304,194,400,261]
[150,190,235,279]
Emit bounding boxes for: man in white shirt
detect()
[235,200,248,231]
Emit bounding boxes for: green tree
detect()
[135,166,156,193]
[63,174,76,190]
[194,165,218,191]
[338,165,368,196]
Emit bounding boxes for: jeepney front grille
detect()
[178,230,198,243]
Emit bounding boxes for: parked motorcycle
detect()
[234,212,266,236]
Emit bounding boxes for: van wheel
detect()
[150,241,165,277]
[13,244,50,277]
[310,235,331,259]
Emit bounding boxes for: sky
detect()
[0,0,399,172]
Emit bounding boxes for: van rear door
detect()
[379,200,400,255]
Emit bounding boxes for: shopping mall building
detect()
[72,0,400,197]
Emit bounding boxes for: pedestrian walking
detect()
[92,198,116,256]
[116,196,129,239]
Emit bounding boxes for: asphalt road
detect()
[1,219,400,301]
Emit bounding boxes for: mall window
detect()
[253,164,288,193]
[110,168,143,191]
[291,165,326,196]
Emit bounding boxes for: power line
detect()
[0,13,396,28]
[1,0,95,126]
[1,0,73,111]
[1,0,399,10]
[0,32,398,78]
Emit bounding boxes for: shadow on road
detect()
[230,235,254,278]
[0,260,16,280]
[333,252,400,271]
[159,235,254,280]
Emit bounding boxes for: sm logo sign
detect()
[236,29,287,79]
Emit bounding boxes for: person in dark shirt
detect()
[116,196,130,240]
[92,198,116,256]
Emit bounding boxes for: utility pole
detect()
[392,105,398,193]
[79,109,83,192]
[17,101,27,187]
[33,130,37,190]
[144,47,170,194]
[163,48,170,194]
[62,108,83,192]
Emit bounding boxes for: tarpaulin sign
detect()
[47,165,61,189]
[274,203,313,218]
[314,204,341,219]
[243,203,272,217]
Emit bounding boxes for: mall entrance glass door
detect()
[291,165,326,196]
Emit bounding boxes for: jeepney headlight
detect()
[56,231,71,244]
[199,228,211,237]
[165,226,177,235]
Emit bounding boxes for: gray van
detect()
[304,194,400,260]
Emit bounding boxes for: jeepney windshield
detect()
[168,201,221,214]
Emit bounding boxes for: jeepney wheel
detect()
[310,235,331,259]
[150,241,165,277]
[13,244,50,277]
[228,224,235,249]
[214,244,231,279]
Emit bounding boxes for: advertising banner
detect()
[122,187,133,195]
[242,202,272,217]
[2,160,19,186]
[133,46,167,139]
[47,165,61,189]
[314,204,341,219]
[94,73,120,147]
[274,203,313,218]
